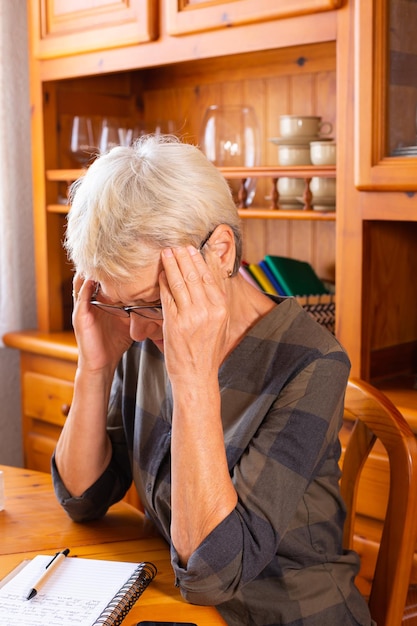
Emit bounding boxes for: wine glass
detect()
[130,119,180,143]
[69,116,98,166]
[98,118,124,154]
[199,105,261,206]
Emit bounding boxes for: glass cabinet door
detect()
[356,0,417,190]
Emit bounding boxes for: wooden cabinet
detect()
[4,0,417,601]
[30,0,157,59]
[335,0,417,592]
[165,0,342,35]
[336,0,417,413]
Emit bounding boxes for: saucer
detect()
[280,204,304,210]
[296,195,335,206]
[278,198,303,210]
[269,136,334,146]
[313,204,336,212]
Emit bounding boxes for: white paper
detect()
[0,555,141,626]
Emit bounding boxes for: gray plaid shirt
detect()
[53,297,372,626]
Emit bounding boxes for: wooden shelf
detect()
[218,165,336,178]
[47,169,85,181]
[46,166,337,217]
[47,204,69,214]
[238,208,335,220]
[47,165,336,182]
[47,203,335,220]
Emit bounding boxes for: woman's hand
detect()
[159,245,229,384]
[72,274,132,373]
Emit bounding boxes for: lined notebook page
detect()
[0,555,144,626]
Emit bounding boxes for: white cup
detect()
[279,115,333,138]
[277,144,311,166]
[0,470,4,511]
[310,141,336,165]
[310,176,336,198]
[277,177,305,197]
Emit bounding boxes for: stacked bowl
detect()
[270,115,334,209]
[310,140,337,211]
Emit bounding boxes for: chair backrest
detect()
[341,378,417,626]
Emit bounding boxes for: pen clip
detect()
[46,548,70,569]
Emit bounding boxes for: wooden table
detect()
[0,465,226,625]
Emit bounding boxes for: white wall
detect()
[0,1,36,466]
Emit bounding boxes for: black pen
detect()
[26,548,70,600]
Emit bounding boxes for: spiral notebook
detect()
[0,554,157,626]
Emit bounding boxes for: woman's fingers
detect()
[161,246,218,310]
[72,274,84,301]
[72,275,97,304]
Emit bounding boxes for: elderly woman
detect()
[53,135,372,626]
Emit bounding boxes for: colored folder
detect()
[263,255,329,297]
[248,263,279,295]
[259,259,286,296]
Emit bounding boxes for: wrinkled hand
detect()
[72,275,132,373]
[159,246,229,384]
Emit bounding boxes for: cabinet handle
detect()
[61,404,71,417]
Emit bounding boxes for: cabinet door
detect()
[30,0,157,59]
[165,0,342,36]
[356,0,417,190]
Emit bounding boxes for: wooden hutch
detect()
[4,0,417,605]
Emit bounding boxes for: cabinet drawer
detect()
[26,432,60,473]
[23,372,73,427]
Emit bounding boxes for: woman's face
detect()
[97,260,165,351]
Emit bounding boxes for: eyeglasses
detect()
[198,229,214,253]
[90,299,163,320]
[90,230,215,319]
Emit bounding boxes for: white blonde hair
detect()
[64,134,242,280]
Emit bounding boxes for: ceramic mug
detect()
[277,144,311,166]
[310,140,336,165]
[279,115,333,138]
[310,176,336,198]
[277,177,305,197]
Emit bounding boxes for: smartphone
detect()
[136,623,197,626]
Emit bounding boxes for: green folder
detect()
[263,255,329,297]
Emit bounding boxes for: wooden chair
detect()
[341,378,417,626]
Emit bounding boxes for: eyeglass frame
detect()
[89,230,215,320]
